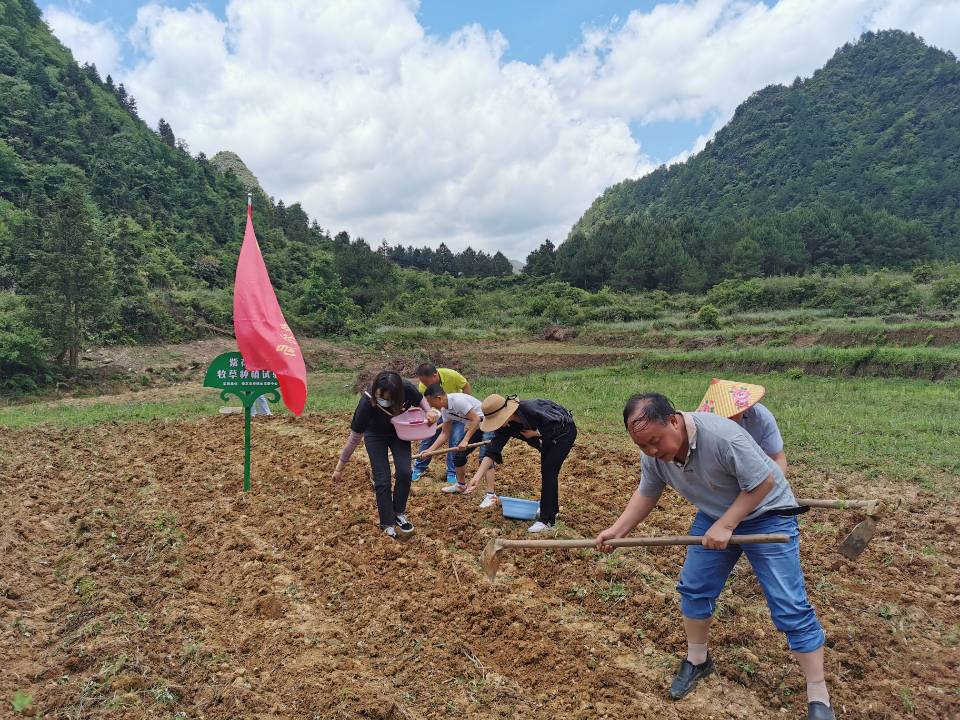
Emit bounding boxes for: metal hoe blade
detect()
[798,497,897,560]
[481,539,503,581]
[838,515,877,560]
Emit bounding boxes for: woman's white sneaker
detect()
[479,493,499,509]
[527,521,554,533]
[441,482,466,494]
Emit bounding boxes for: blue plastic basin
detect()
[500,496,540,520]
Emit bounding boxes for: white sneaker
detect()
[441,483,466,494]
[527,521,554,533]
[479,493,499,509]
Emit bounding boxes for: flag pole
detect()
[243,192,252,492]
[243,405,251,492]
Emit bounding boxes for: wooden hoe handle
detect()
[416,440,490,459]
[797,498,883,514]
[495,534,790,550]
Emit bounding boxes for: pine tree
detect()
[433,243,455,274]
[296,253,357,334]
[24,181,115,370]
[491,251,513,276]
[157,118,176,147]
[524,239,556,276]
[457,246,478,276]
[81,62,101,84]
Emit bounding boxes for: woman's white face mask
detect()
[376,397,392,408]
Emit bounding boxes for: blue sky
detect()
[417,1,663,63]
[41,1,960,254]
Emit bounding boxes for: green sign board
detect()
[204,351,281,399]
[204,351,281,492]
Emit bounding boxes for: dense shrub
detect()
[932,276,960,308]
[704,271,928,316]
[169,289,234,331]
[696,304,722,329]
[0,292,50,384]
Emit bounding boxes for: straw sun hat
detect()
[696,378,765,418]
[480,393,520,432]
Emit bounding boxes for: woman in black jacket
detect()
[333,371,435,540]
[465,393,577,532]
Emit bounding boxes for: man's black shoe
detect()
[808,701,835,720]
[668,654,714,700]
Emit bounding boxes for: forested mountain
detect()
[550,31,960,291]
[0,0,427,384]
[0,0,526,389]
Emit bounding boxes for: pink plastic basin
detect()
[390,408,436,441]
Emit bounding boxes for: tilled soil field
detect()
[2,415,958,719]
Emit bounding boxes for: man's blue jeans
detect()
[677,511,825,653]
[414,420,465,478]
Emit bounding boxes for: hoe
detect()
[796,497,895,560]
[481,533,789,582]
[481,497,893,581]
[414,441,490,460]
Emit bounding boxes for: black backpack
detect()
[527,398,573,425]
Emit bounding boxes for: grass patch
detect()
[593,580,629,603]
[0,394,223,430]
[152,511,186,548]
[10,691,33,714]
[499,343,960,377]
[580,318,960,346]
[73,576,97,603]
[472,365,960,489]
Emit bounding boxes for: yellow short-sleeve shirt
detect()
[418,367,468,394]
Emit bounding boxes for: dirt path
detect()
[1,417,958,718]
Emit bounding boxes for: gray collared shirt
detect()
[638,412,796,520]
[738,403,784,456]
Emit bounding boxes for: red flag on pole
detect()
[233,195,307,416]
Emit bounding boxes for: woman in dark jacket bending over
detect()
[465,393,576,533]
[333,371,436,540]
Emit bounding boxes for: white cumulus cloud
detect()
[44,4,122,79]
[547,0,960,137]
[119,0,648,255]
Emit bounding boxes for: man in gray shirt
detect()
[638,408,795,520]
[595,393,833,720]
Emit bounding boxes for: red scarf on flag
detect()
[233,201,307,415]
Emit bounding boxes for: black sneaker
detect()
[808,701,835,720]
[382,526,399,540]
[393,515,415,542]
[668,654,714,700]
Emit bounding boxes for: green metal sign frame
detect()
[203,351,280,492]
